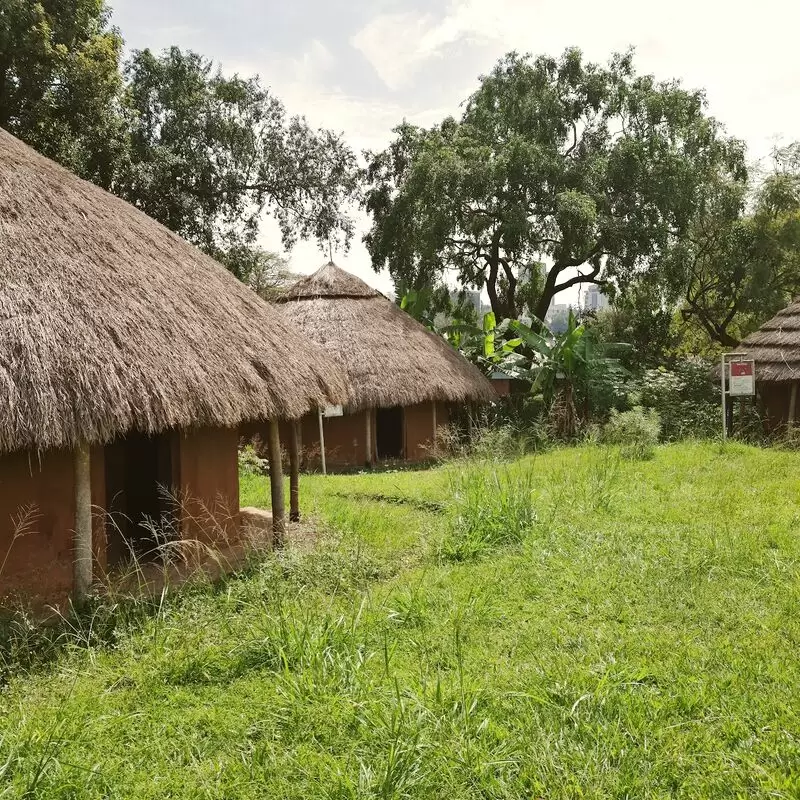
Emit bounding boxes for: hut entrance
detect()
[104,432,177,566]
[376,406,404,459]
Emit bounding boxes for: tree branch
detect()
[553,264,604,294]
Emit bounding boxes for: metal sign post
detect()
[317,407,327,476]
[721,353,756,440]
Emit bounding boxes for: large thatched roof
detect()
[0,128,347,454]
[740,298,800,382]
[276,263,495,411]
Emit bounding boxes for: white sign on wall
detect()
[323,405,344,418]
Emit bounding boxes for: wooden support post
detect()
[789,382,798,429]
[432,401,438,442]
[317,407,327,475]
[365,408,373,468]
[267,419,285,546]
[73,442,93,603]
[289,420,300,523]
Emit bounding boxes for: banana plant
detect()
[497,311,630,436]
[442,311,524,372]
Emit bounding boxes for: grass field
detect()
[2,442,800,798]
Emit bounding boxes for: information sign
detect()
[729,361,755,396]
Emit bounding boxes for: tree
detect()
[118,47,361,266]
[587,283,683,368]
[487,313,628,436]
[1,8,361,268]
[364,48,746,322]
[0,0,126,185]
[216,246,295,300]
[668,145,800,346]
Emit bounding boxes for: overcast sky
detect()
[109,0,800,299]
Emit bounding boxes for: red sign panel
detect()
[731,362,753,377]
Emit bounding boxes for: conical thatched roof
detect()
[740,298,800,382]
[0,128,347,454]
[276,263,495,411]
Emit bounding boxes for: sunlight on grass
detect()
[2,443,800,797]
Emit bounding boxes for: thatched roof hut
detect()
[739,299,800,382]
[276,262,495,411]
[0,128,346,454]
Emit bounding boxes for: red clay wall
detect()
[0,426,240,607]
[0,446,108,607]
[492,378,511,397]
[404,402,451,461]
[249,412,373,469]
[176,426,240,545]
[251,403,453,470]
[0,449,75,605]
[302,411,369,467]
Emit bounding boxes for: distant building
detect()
[583,284,609,312]
[545,301,574,333]
[546,301,570,320]
[450,289,483,316]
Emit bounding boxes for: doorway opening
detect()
[104,431,177,567]
[376,406,404,459]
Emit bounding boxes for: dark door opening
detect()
[105,431,176,567]
[376,406,404,459]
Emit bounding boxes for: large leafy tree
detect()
[666,145,800,346]
[1,7,360,266]
[364,48,746,322]
[0,0,125,185]
[118,48,360,260]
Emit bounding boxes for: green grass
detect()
[3,442,800,797]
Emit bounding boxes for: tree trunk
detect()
[533,264,563,323]
[267,420,285,546]
[686,304,741,348]
[288,420,300,523]
[484,250,517,320]
[714,329,741,348]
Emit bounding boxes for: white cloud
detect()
[352,0,800,163]
[248,39,451,290]
[351,11,439,92]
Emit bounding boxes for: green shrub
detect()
[238,444,267,476]
[439,465,537,562]
[469,424,529,460]
[603,407,661,460]
[640,360,719,441]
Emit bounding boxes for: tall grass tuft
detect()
[0,489,264,683]
[439,463,537,562]
[602,406,661,460]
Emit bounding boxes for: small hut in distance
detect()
[739,298,800,430]
[263,263,495,468]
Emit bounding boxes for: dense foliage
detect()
[365,48,746,322]
[665,146,800,346]
[0,0,125,185]
[1,1,360,273]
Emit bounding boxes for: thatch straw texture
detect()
[0,129,347,454]
[740,298,800,382]
[277,263,495,411]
